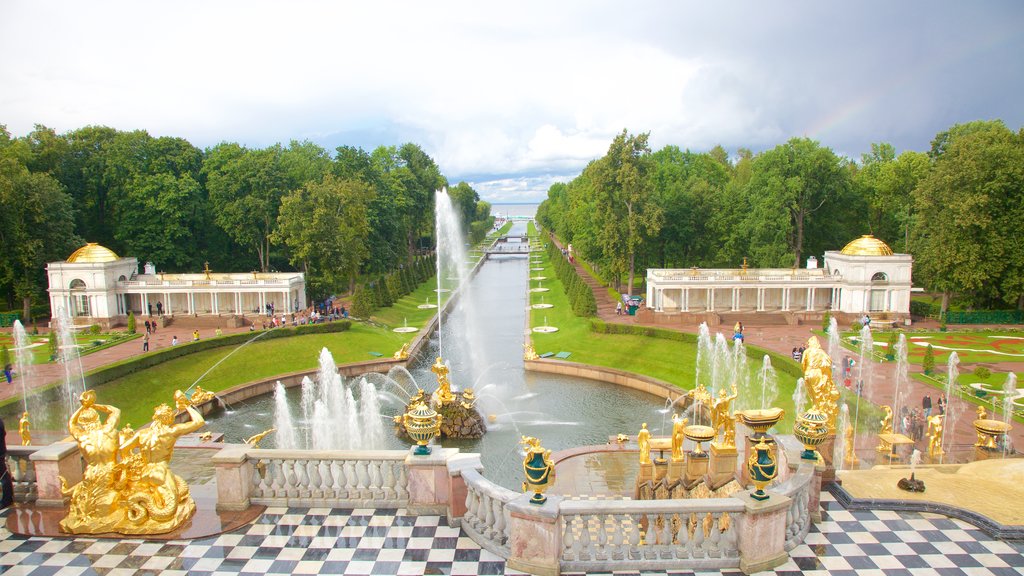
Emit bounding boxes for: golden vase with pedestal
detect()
[403,402,443,455]
[521,436,555,504]
[973,419,1012,450]
[736,408,785,442]
[683,424,716,456]
[794,409,829,461]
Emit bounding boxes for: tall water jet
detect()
[273,382,297,450]
[792,377,806,415]
[852,324,874,442]
[11,321,34,414]
[827,316,841,372]
[893,334,910,435]
[731,339,749,406]
[757,355,778,410]
[711,332,730,398]
[435,189,483,384]
[940,351,960,462]
[695,322,712,390]
[53,306,87,428]
[834,403,851,471]
[1002,372,1017,456]
[358,378,384,449]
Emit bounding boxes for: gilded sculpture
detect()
[711,384,738,447]
[18,412,30,446]
[245,428,276,447]
[844,423,860,466]
[521,436,555,504]
[637,423,652,465]
[801,336,840,433]
[523,343,539,361]
[927,414,944,458]
[60,390,205,535]
[671,413,687,462]
[189,386,216,405]
[430,356,455,406]
[393,343,410,360]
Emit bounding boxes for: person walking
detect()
[922,395,932,418]
[142,332,149,352]
[616,301,622,316]
[145,319,151,334]
[171,335,179,346]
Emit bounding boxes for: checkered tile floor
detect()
[1,492,1022,575]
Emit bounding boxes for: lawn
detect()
[0,330,138,365]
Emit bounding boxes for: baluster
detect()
[610,514,625,560]
[355,461,370,499]
[317,460,331,498]
[720,514,738,557]
[578,514,593,561]
[503,505,512,545]
[491,498,506,544]
[328,460,344,499]
[306,460,322,498]
[594,512,608,560]
[284,459,299,498]
[396,463,409,500]
[628,514,642,560]
[659,513,673,559]
[675,512,690,558]
[382,461,396,500]
[271,460,286,498]
[562,514,576,561]
[482,493,496,540]
[368,461,384,500]
[342,460,357,498]
[295,459,310,498]
[691,512,706,558]
[707,512,722,558]
[466,488,481,530]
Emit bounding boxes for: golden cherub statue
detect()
[801,336,840,433]
[393,343,410,360]
[18,412,30,446]
[190,386,215,405]
[523,343,539,361]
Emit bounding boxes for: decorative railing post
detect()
[733,491,792,575]
[28,442,83,507]
[445,452,483,525]
[7,446,39,503]
[507,492,563,576]
[405,447,457,515]
[212,446,254,511]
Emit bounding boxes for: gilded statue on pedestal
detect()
[60,390,205,535]
[18,412,30,446]
[637,423,651,464]
[671,414,687,462]
[393,343,410,360]
[927,414,944,458]
[801,336,840,433]
[711,384,738,446]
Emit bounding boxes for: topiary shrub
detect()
[90,324,102,335]
[973,366,992,380]
[821,309,832,332]
[923,344,935,375]
[127,312,136,334]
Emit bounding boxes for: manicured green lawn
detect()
[0,331,138,365]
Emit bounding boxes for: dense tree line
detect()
[537,121,1024,313]
[0,124,493,319]
[546,241,597,317]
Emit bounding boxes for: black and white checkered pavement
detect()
[1,492,1022,575]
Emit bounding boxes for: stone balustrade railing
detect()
[244,449,410,508]
[560,497,744,572]
[459,467,516,557]
[775,461,816,551]
[7,446,40,503]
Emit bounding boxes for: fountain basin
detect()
[737,408,785,436]
[530,288,550,293]
[417,304,438,309]
[532,304,554,309]
[532,326,559,333]
[392,327,418,333]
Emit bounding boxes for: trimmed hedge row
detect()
[82,320,352,389]
[546,241,597,317]
[352,255,436,318]
[589,319,803,380]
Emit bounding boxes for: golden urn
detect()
[521,436,555,504]
[737,408,785,441]
[683,424,716,456]
[794,409,829,461]
[973,419,1012,450]
[747,437,778,501]
[403,402,443,455]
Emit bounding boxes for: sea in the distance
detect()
[490,203,539,219]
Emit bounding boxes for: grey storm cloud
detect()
[1,0,1022,202]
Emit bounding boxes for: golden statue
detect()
[877,405,894,452]
[722,413,737,447]
[523,343,539,361]
[18,412,30,446]
[460,388,476,410]
[637,423,652,464]
[245,428,276,448]
[61,390,205,535]
[671,413,687,462]
[689,381,712,408]
[927,414,944,458]
[61,390,123,533]
[977,405,987,420]
[430,356,455,405]
[711,384,738,444]
[393,343,410,360]
[844,423,860,466]
[521,436,555,504]
[801,336,840,433]
[190,386,215,405]
[118,424,135,459]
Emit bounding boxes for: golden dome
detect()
[66,243,120,263]
[840,235,894,256]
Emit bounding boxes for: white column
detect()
[142,293,149,315]
[165,293,171,315]
[683,288,689,312]
[259,292,266,314]
[284,291,289,314]
[731,288,738,311]
[782,288,789,311]
[706,288,713,312]
[212,292,218,314]
[807,287,814,311]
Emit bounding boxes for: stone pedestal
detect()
[29,442,82,507]
[212,446,254,512]
[445,453,483,525]
[507,493,563,576]
[405,447,458,515]
[808,462,825,522]
[685,452,709,484]
[667,459,684,482]
[708,444,738,488]
[818,434,836,481]
[733,490,792,575]
[636,461,655,483]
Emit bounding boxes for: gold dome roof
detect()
[66,243,120,263]
[840,235,894,256]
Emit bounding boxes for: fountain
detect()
[851,324,874,442]
[1003,372,1018,456]
[939,351,960,462]
[756,355,778,411]
[11,321,35,436]
[892,333,910,435]
[826,316,841,372]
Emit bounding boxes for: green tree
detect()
[204,143,291,271]
[127,311,136,334]
[0,158,81,319]
[855,143,929,252]
[273,174,375,298]
[912,121,1024,311]
[113,173,204,268]
[922,344,935,375]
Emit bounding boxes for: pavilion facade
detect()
[46,243,306,327]
[644,235,914,320]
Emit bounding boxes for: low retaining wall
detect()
[524,358,683,402]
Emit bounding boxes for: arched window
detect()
[118,275,127,282]
[68,279,89,316]
[69,279,86,290]
[871,272,888,282]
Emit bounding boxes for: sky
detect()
[2,1,1022,203]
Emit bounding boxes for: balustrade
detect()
[246,449,409,507]
[460,467,516,556]
[7,446,39,503]
[774,465,814,551]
